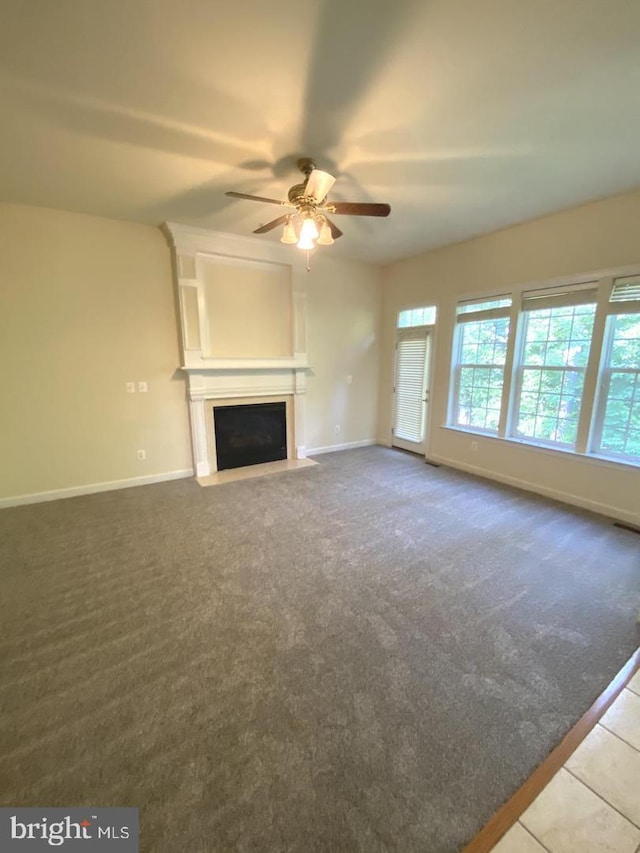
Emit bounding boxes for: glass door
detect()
[392,327,431,454]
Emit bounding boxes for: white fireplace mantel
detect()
[182,367,307,477]
[163,222,310,476]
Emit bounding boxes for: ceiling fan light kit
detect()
[225,157,390,269]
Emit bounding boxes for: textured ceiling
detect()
[1,0,640,263]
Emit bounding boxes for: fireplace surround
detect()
[205,395,295,474]
[164,223,309,477]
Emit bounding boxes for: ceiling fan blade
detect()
[324,216,343,239]
[330,202,391,217]
[305,169,336,203]
[226,191,284,206]
[253,214,290,234]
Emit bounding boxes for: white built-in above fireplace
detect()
[163,222,310,476]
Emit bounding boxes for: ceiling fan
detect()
[225,158,391,259]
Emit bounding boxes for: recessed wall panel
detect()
[201,256,293,358]
[181,285,201,351]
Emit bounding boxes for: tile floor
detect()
[491,670,640,853]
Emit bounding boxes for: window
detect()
[592,276,640,461]
[452,297,511,433]
[398,305,436,327]
[513,287,597,447]
[447,272,640,467]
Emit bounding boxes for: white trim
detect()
[164,221,311,475]
[0,469,194,508]
[426,452,639,527]
[163,222,311,271]
[181,356,308,371]
[187,381,306,400]
[307,439,377,456]
[185,370,306,474]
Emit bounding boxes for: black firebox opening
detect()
[214,402,287,471]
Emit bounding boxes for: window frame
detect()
[509,289,598,450]
[450,295,512,435]
[397,304,437,329]
[589,280,640,463]
[446,268,640,469]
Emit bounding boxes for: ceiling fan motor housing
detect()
[287,183,309,204]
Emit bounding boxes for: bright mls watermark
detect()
[0,809,138,851]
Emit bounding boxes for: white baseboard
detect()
[306,439,377,456]
[427,452,639,527]
[0,469,194,509]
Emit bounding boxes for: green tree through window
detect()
[515,303,596,446]
[449,277,640,466]
[597,312,640,459]
[453,297,511,433]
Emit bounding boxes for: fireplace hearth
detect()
[213,402,287,471]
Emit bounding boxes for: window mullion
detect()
[590,316,616,455]
[576,277,612,453]
[503,304,526,438]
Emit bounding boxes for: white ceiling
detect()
[1,0,640,264]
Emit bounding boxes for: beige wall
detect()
[380,189,640,524]
[0,204,383,502]
[0,203,193,502]
[305,254,382,452]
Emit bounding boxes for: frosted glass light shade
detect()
[317,220,334,245]
[281,220,297,244]
[305,169,336,202]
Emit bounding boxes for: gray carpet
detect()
[1,446,639,852]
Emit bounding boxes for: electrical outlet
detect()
[126,382,135,393]
[346,375,352,384]
[138,381,148,393]
[335,425,341,434]
[136,449,146,460]
[471,441,478,452]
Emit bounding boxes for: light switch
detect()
[126,382,135,393]
[138,381,148,393]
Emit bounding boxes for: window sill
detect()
[441,425,640,472]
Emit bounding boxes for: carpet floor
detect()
[1,447,638,852]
